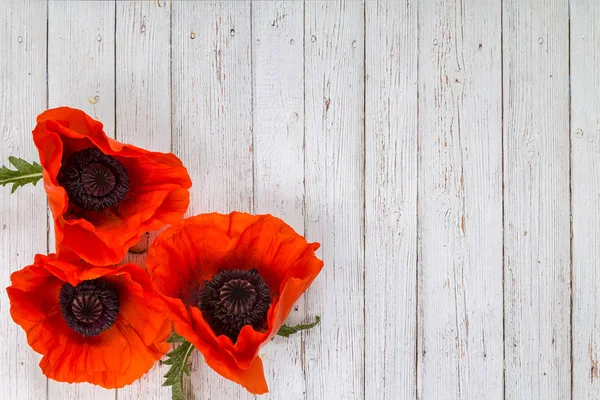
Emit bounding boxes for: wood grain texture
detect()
[252,1,306,399]
[571,1,600,398]
[417,1,504,399]
[115,0,171,154]
[0,1,48,399]
[364,1,417,399]
[3,2,596,399]
[304,1,365,399]
[48,1,116,138]
[172,2,254,398]
[47,1,116,398]
[502,1,571,399]
[115,1,171,398]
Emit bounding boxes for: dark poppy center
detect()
[59,279,120,337]
[71,293,103,323]
[81,163,116,197]
[219,279,257,315]
[58,148,129,212]
[199,269,271,342]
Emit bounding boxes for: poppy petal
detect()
[147,212,323,394]
[7,255,170,388]
[33,107,192,265]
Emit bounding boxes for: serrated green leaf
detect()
[277,315,321,338]
[0,156,43,193]
[167,332,187,343]
[163,337,194,400]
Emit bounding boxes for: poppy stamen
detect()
[58,148,129,212]
[60,279,120,337]
[199,269,271,342]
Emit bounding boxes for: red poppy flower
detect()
[6,254,171,388]
[33,107,192,266]
[146,212,324,394]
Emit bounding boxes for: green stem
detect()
[0,172,43,186]
[181,343,194,373]
[175,343,194,400]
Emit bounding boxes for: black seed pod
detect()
[59,279,120,337]
[199,269,271,343]
[58,148,129,212]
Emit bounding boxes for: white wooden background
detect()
[0,1,598,399]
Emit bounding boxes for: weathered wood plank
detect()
[416,0,504,398]
[115,0,171,154]
[571,1,600,398]
[2,2,590,400]
[115,1,171,398]
[47,1,116,398]
[172,1,254,398]
[0,1,48,399]
[503,1,571,399]
[252,1,306,399]
[304,1,365,399]
[364,1,418,399]
[48,1,116,138]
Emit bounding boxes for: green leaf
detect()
[277,315,321,338]
[167,332,187,343]
[163,338,194,400]
[0,156,43,193]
